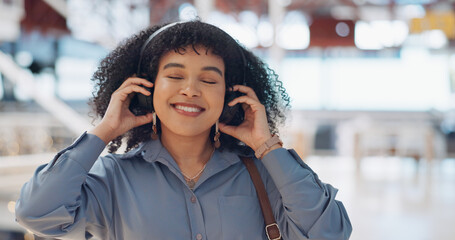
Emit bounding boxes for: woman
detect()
[15,20,352,239]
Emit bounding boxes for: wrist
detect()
[88,123,117,145]
[260,143,281,159]
[254,135,283,159]
[252,135,272,151]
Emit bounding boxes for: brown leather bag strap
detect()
[241,157,282,240]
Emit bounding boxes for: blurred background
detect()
[1,0,455,239]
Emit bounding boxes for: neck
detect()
[160,128,214,171]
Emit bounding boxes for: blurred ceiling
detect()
[3,0,455,49]
[7,0,455,31]
[20,0,69,35]
[209,0,454,19]
[63,0,455,25]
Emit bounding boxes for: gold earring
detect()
[151,111,158,140]
[214,120,220,148]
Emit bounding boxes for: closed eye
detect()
[202,80,217,84]
[167,76,183,80]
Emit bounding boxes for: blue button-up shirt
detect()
[16,132,352,239]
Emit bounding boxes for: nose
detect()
[179,78,201,98]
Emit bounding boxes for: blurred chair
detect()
[281,112,317,161]
[337,116,444,170]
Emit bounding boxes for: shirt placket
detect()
[183,189,207,240]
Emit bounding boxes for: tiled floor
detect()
[305,155,455,240]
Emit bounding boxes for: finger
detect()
[125,84,152,96]
[232,85,259,101]
[125,77,154,87]
[113,85,152,102]
[218,122,239,139]
[123,90,135,106]
[240,102,250,112]
[119,77,154,90]
[134,113,154,127]
[228,95,264,113]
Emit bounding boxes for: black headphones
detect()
[133,21,247,124]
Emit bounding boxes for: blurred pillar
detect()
[1,73,16,101]
[52,39,60,99]
[194,0,214,21]
[268,0,285,71]
[1,42,17,102]
[425,130,434,163]
[353,132,361,172]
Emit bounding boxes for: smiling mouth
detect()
[172,104,205,113]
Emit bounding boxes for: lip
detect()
[171,102,205,117]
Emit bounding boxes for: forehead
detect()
[159,45,225,69]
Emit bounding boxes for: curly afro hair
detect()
[90,20,291,154]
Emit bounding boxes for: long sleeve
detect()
[259,148,352,240]
[15,132,111,239]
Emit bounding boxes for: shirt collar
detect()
[120,138,171,163]
[119,138,255,168]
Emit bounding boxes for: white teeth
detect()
[174,105,202,113]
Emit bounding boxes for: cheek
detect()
[212,90,226,114]
[152,90,167,113]
[152,79,170,107]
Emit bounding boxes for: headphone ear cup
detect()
[219,91,244,124]
[137,93,153,111]
[131,86,154,114]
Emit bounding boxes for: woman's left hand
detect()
[218,85,273,151]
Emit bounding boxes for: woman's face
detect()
[153,45,226,138]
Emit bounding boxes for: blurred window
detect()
[277,49,450,111]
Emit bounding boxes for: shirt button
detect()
[190,196,196,203]
[196,233,203,240]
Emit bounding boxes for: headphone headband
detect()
[136,21,247,85]
[137,21,184,75]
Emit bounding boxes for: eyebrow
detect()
[163,63,184,70]
[202,66,223,77]
[163,63,223,77]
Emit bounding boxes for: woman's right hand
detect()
[88,77,154,144]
